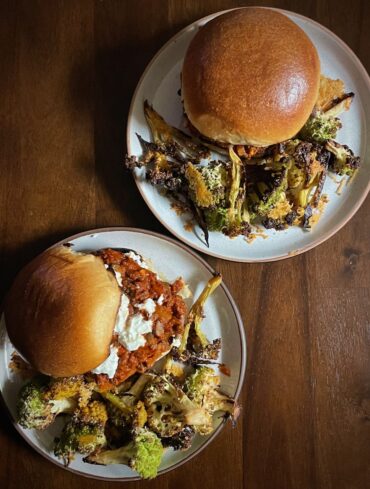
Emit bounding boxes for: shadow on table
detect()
[0,229,84,302]
[68,28,180,233]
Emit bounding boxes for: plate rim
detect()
[0,226,247,482]
[126,7,370,263]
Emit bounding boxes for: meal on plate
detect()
[4,245,238,479]
[126,8,361,246]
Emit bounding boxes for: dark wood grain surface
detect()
[1,1,369,488]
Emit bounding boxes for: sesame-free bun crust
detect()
[4,246,121,377]
[182,8,320,146]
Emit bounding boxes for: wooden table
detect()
[1,1,369,488]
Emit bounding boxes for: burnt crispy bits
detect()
[293,141,314,168]
[125,154,143,171]
[143,100,210,164]
[285,211,297,226]
[303,205,313,228]
[161,426,195,451]
[262,218,286,231]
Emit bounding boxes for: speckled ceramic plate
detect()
[127,8,370,262]
[0,227,246,481]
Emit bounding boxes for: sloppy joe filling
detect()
[94,248,186,390]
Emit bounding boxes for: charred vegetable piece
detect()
[178,274,222,360]
[84,428,163,479]
[17,376,94,430]
[144,101,210,163]
[54,400,108,465]
[101,373,152,426]
[298,111,342,143]
[185,367,240,422]
[143,374,213,437]
[325,140,360,176]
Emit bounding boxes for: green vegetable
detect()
[54,400,108,465]
[185,367,239,419]
[84,429,163,479]
[298,111,341,143]
[178,274,222,360]
[17,376,93,430]
[325,140,360,176]
[143,375,213,437]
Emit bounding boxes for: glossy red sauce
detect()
[95,249,186,390]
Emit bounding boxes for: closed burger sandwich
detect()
[182,7,321,147]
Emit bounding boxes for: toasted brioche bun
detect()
[4,246,121,377]
[182,8,320,146]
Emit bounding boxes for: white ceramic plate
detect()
[0,227,246,481]
[127,8,370,262]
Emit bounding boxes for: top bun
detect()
[182,8,320,146]
[4,246,121,377]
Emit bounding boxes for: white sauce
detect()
[118,313,153,351]
[178,283,192,299]
[113,268,123,287]
[172,336,182,348]
[91,345,120,378]
[125,251,148,269]
[114,293,130,335]
[157,294,164,305]
[137,298,156,315]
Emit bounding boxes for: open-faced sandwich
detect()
[4,245,238,479]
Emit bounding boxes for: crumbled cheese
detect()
[178,283,192,299]
[157,294,164,305]
[137,298,156,315]
[118,314,153,351]
[171,336,182,348]
[91,345,119,378]
[113,268,123,287]
[125,251,148,269]
[114,293,130,335]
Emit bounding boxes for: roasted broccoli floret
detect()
[247,163,292,229]
[178,275,222,361]
[185,161,228,208]
[161,426,195,451]
[101,374,151,427]
[84,429,163,480]
[323,92,354,118]
[143,374,213,436]
[54,400,108,465]
[298,111,342,143]
[325,140,360,176]
[280,141,329,227]
[200,148,250,237]
[17,375,93,430]
[144,101,210,163]
[185,367,239,421]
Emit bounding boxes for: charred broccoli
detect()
[143,374,213,436]
[211,147,250,237]
[161,426,195,451]
[178,274,222,361]
[185,367,239,421]
[17,376,93,430]
[144,101,210,163]
[298,111,341,143]
[101,374,151,428]
[326,140,360,176]
[84,429,163,479]
[185,161,228,208]
[54,400,108,465]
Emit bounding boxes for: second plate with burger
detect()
[126,7,370,262]
[0,227,246,481]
